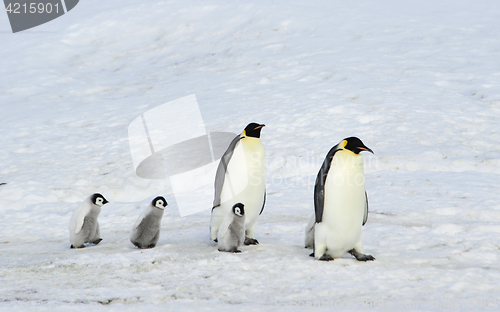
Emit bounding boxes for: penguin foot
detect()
[92,238,102,245]
[218,248,241,253]
[214,238,218,243]
[309,252,314,257]
[244,237,259,245]
[147,244,156,249]
[71,244,85,249]
[70,245,74,249]
[318,254,334,261]
[349,249,375,261]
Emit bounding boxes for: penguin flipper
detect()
[217,214,231,242]
[72,203,92,234]
[314,144,342,223]
[362,191,369,226]
[259,191,266,215]
[213,134,241,208]
[133,206,151,230]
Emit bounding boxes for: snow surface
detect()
[1,0,500,311]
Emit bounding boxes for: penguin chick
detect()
[310,137,375,261]
[217,203,245,253]
[69,193,108,248]
[130,196,167,249]
[211,122,266,246]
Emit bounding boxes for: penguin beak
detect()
[254,124,265,130]
[103,199,109,205]
[358,146,374,154]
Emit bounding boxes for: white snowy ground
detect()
[1,0,500,311]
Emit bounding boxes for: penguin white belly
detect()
[211,138,265,239]
[318,150,365,258]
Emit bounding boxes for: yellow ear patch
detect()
[243,130,247,136]
[341,140,347,148]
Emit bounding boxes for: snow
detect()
[1,0,500,310]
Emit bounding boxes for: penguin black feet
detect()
[132,242,155,249]
[309,252,314,257]
[349,249,375,261]
[244,237,259,245]
[92,238,102,245]
[318,254,334,261]
[214,238,218,243]
[71,244,85,249]
[218,248,241,253]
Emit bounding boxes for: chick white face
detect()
[232,203,245,217]
[92,193,108,207]
[153,196,167,209]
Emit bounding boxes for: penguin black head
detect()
[243,123,265,138]
[232,203,245,217]
[91,193,108,206]
[152,196,167,209]
[342,137,374,155]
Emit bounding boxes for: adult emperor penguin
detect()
[306,137,375,261]
[69,193,108,248]
[130,196,167,248]
[210,122,266,245]
[217,203,246,252]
